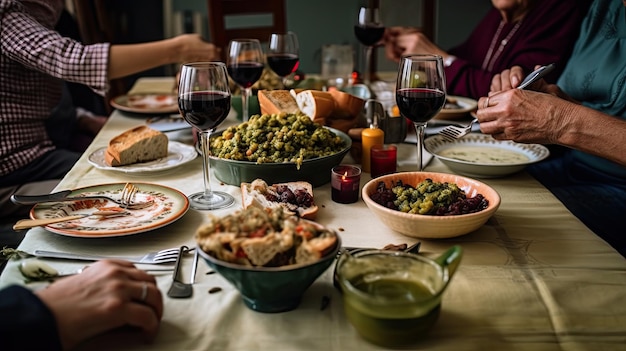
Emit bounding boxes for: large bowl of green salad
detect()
[209,113,351,187]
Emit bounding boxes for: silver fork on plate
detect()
[438,63,556,141]
[31,247,193,264]
[11,182,153,210]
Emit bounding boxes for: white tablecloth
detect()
[2,78,625,350]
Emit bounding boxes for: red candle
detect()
[371,145,397,178]
[331,165,361,204]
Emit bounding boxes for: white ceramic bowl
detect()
[424,133,550,178]
[362,172,500,239]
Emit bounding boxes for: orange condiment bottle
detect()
[361,123,384,173]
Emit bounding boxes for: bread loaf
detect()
[241,179,318,219]
[257,90,300,115]
[329,89,365,119]
[294,90,335,122]
[104,126,168,166]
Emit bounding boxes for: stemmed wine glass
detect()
[226,39,264,122]
[354,6,385,85]
[396,54,446,171]
[178,62,235,210]
[267,32,300,88]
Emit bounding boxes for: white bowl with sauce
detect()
[424,133,550,178]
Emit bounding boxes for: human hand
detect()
[171,33,222,62]
[35,260,163,350]
[489,65,577,102]
[76,109,107,136]
[476,89,574,144]
[383,27,445,63]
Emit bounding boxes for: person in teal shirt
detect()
[476,0,626,257]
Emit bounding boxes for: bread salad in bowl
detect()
[195,205,340,312]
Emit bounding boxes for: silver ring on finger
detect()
[140,282,148,301]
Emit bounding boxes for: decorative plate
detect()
[88,141,197,173]
[111,93,178,114]
[30,183,189,238]
[435,95,478,120]
[424,133,550,178]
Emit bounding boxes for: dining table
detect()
[1,77,625,351]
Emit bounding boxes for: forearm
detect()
[559,104,626,167]
[108,39,176,79]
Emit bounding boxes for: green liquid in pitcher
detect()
[344,277,440,347]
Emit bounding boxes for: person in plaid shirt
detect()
[0,0,221,218]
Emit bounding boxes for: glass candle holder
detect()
[331,165,362,204]
[371,144,397,178]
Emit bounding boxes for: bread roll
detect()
[257,90,300,115]
[104,126,168,166]
[294,90,335,121]
[329,89,365,119]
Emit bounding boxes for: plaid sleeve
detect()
[1,1,110,95]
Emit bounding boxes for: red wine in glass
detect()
[178,91,231,131]
[354,25,385,46]
[226,62,264,89]
[266,53,299,77]
[395,88,446,123]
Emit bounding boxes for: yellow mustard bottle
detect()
[361,122,384,173]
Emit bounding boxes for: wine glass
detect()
[396,54,446,171]
[226,39,265,122]
[267,32,299,88]
[178,62,235,210]
[354,6,385,85]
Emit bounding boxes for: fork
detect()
[10,183,152,210]
[30,247,193,264]
[438,63,556,141]
[438,118,478,141]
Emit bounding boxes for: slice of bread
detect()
[104,126,168,166]
[241,179,318,220]
[258,89,300,115]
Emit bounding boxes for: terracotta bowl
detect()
[361,172,500,239]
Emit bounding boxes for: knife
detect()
[517,63,555,90]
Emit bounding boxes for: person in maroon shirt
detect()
[383,0,592,99]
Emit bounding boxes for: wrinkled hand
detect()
[476,89,574,145]
[383,26,445,63]
[35,260,163,350]
[172,33,222,63]
[489,65,578,101]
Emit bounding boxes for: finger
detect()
[131,280,164,319]
[122,303,162,340]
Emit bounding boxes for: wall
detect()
[169,0,492,74]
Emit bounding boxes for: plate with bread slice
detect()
[89,126,197,173]
[111,93,179,114]
[30,182,189,238]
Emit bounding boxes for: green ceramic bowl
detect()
[197,235,341,313]
[230,95,261,120]
[209,127,351,187]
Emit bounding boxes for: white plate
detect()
[111,93,178,114]
[88,141,197,173]
[30,183,189,238]
[435,95,478,120]
[424,133,550,178]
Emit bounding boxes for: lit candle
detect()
[371,144,397,178]
[331,165,361,204]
